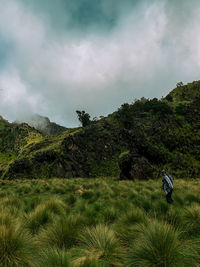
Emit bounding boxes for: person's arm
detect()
[167,173,173,184]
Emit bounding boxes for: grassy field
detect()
[0,177,200,266]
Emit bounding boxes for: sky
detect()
[0,0,200,127]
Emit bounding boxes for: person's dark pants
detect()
[166,190,173,203]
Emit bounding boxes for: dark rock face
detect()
[34,150,57,163]
[118,151,133,180]
[52,161,88,178]
[118,152,154,180]
[60,123,121,178]
[4,158,33,179]
[52,162,67,177]
[130,157,154,180]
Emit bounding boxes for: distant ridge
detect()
[15,114,67,135]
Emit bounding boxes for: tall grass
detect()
[25,205,53,234]
[113,208,148,246]
[0,177,199,266]
[37,248,71,267]
[127,220,199,267]
[183,204,200,236]
[42,196,66,215]
[73,224,123,266]
[77,258,106,267]
[38,215,82,249]
[0,222,35,267]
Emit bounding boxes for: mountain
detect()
[0,116,43,177]
[1,80,200,180]
[15,114,67,135]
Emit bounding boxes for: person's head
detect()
[161,170,166,176]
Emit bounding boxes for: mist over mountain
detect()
[15,114,67,134]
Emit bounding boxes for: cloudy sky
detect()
[0,0,200,127]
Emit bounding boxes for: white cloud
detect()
[0,0,200,126]
[0,70,41,119]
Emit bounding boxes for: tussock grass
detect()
[0,177,199,266]
[183,204,200,236]
[102,206,120,224]
[0,222,35,267]
[73,224,123,266]
[119,208,148,226]
[127,220,199,267]
[163,207,183,230]
[38,215,82,249]
[0,212,16,227]
[114,208,149,246]
[37,248,71,267]
[42,196,66,215]
[77,258,106,267]
[25,205,53,234]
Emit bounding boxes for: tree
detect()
[76,110,91,127]
[176,82,183,87]
[115,103,132,129]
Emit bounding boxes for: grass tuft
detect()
[38,215,82,249]
[0,223,35,267]
[183,204,200,236]
[37,248,71,267]
[73,224,123,266]
[127,220,198,267]
[25,205,53,234]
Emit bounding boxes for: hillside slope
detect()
[1,80,200,179]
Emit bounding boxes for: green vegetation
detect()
[167,80,200,104]
[0,80,200,179]
[0,177,199,266]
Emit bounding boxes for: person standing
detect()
[161,170,173,203]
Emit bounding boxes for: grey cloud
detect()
[0,0,200,127]
[20,0,142,32]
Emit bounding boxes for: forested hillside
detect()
[1,80,200,179]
